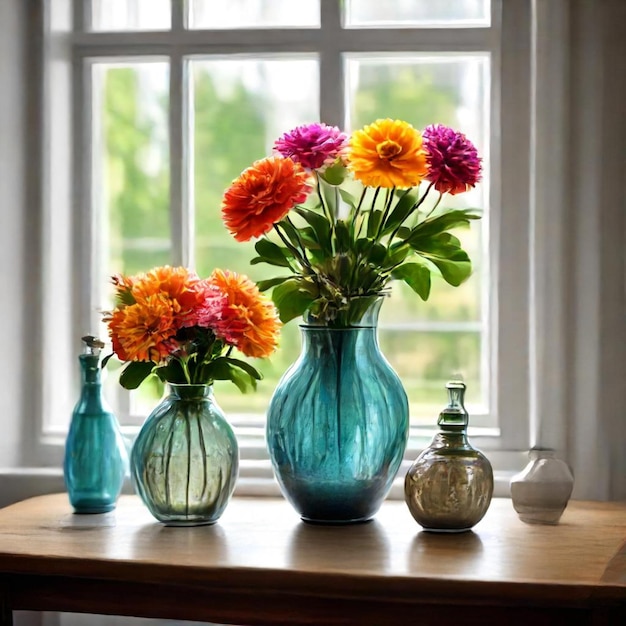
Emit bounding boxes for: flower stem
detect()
[374,187,396,242]
[388,181,435,242]
[421,190,443,221]
[180,356,192,384]
[273,223,313,273]
[316,172,334,224]
[350,187,368,239]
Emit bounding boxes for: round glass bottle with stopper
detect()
[404,379,493,532]
[64,335,129,513]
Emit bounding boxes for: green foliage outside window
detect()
[102,62,484,420]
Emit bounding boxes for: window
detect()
[1,0,621,505]
[37,0,531,487]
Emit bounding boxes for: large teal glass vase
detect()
[64,350,129,514]
[130,384,238,526]
[267,299,409,524]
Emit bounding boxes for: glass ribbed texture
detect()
[64,353,129,514]
[130,384,238,526]
[267,299,409,524]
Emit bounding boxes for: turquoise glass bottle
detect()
[266,298,409,524]
[64,336,129,513]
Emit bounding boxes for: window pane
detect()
[90,0,171,31]
[191,57,319,415]
[189,0,320,29]
[380,330,485,424]
[91,61,170,416]
[345,0,490,27]
[347,54,489,421]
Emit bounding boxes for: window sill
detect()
[0,460,520,510]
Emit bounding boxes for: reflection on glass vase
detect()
[130,384,239,526]
[266,298,409,524]
[404,380,493,532]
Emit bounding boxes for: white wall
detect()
[0,0,27,467]
[566,0,626,500]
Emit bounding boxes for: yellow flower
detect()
[347,118,427,188]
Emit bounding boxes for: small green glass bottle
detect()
[63,335,129,513]
[404,380,493,532]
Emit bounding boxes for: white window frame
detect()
[28,0,529,494]
[13,0,625,504]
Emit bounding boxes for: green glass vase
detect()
[131,384,239,526]
[267,298,409,524]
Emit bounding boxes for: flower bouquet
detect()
[219,118,483,523]
[221,118,482,327]
[102,265,282,525]
[103,265,281,390]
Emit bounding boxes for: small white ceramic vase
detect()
[510,448,574,525]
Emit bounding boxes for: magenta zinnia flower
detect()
[274,123,349,171]
[422,124,482,195]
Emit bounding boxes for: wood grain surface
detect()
[0,494,625,625]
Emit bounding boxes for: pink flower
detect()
[179,282,227,328]
[274,123,349,171]
[422,124,482,195]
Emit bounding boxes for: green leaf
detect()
[396,226,411,239]
[154,359,187,384]
[391,263,432,301]
[256,276,292,292]
[318,176,339,217]
[367,210,383,238]
[225,357,263,381]
[277,218,302,247]
[406,209,481,243]
[101,352,115,369]
[368,242,388,266]
[205,358,257,393]
[385,243,412,267]
[338,187,358,210]
[423,252,472,286]
[299,226,322,250]
[320,162,349,185]
[355,237,373,255]
[334,220,352,253]
[406,230,474,286]
[272,279,317,323]
[119,360,156,390]
[115,290,136,307]
[381,191,419,235]
[294,207,331,254]
[410,232,467,257]
[229,367,256,393]
[252,238,292,267]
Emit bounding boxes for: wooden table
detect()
[0,494,625,625]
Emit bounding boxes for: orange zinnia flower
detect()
[130,266,201,311]
[221,156,311,242]
[106,293,179,363]
[208,269,281,358]
[347,118,427,189]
